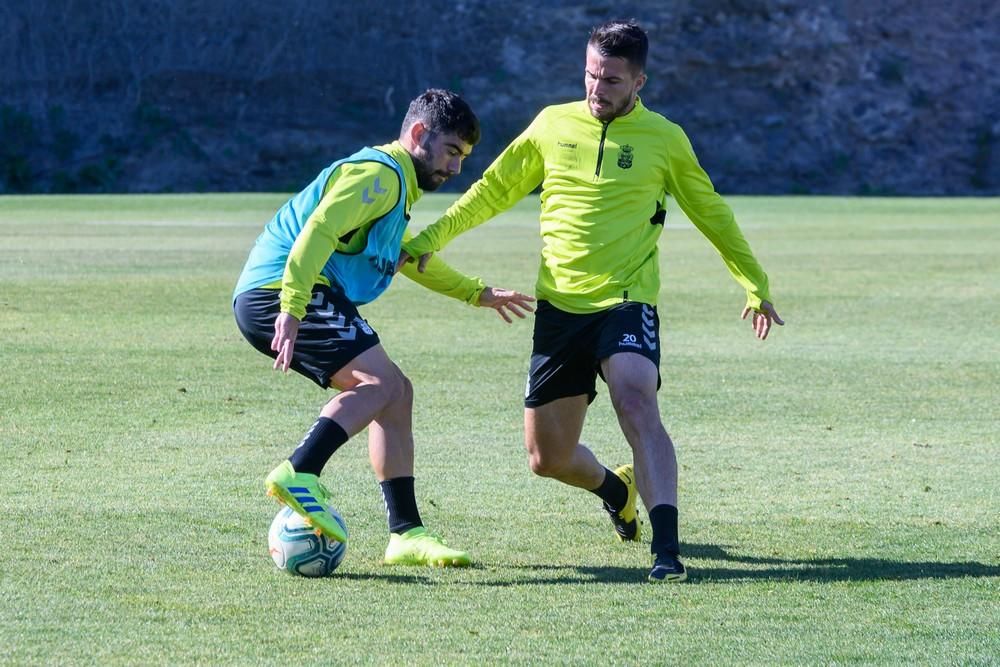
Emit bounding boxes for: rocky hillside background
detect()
[1,0,997,195]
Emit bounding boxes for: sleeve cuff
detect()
[464,279,487,306]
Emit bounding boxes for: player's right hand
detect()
[271,312,301,372]
[478,287,536,323]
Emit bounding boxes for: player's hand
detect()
[271,312,301,372]
[478,287,536,323]
[395,250,433,274]
[741,301,784,340]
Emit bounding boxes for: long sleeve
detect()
[663,125,772,309]
[398,232,485,305]
[406,124,545,257]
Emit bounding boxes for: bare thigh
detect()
[321,344,410,435]
[525,395,604,489]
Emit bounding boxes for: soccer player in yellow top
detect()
[402,23,783,582]
[234,89,534,568]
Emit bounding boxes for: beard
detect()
[412,144,450,191]
[589,95,633,122]
[413,159,447,191]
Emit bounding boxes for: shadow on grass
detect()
[336,572,436,584]
[477,543,1000,586]
[335,563,490,584]
[683,543,1000,583]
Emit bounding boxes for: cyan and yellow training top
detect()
[234,141,485,320]
[406,98,771,314]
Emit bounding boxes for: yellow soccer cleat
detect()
[264,461,347,543]
[604,464,640,542]
[383,527,471,567]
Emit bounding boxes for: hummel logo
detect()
[361,176,388,204]
[642,305,657,350]
[309,292,357,340]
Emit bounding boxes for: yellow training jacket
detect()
[406,98,771,314]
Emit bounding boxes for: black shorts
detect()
[233,284,380,388]
[525,300,661,408]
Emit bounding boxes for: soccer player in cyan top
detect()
[401,23,783,581]
[234,89,534,567]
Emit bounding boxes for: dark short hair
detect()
[401,89,481,146]
[588,20,648,72]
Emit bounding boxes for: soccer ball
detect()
[268,506,348,577]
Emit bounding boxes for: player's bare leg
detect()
[524,395,602,489]
[265,344,405,542]
[525,395,642,541]
[601,352,677,509]
[343,360,469,568]
[365,370,414,482]
[602,351,686,582]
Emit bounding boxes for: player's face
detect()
[585,46,647,122]
[412,129,473,191]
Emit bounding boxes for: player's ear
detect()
[634,72,647,95]
[408,121,428,148]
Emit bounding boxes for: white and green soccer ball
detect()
[268,506,348,577]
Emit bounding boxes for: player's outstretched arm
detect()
[397,244,534,323]
[478,287,536,323]
[740,301,784,340]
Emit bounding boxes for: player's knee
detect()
[527,452,551,478]
[383,368,413,407]
[396,372,414,406]
[364,368,412,409]
[611,387,656,425]
[526,447,562,478]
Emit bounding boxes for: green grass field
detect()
[1,194,998,665]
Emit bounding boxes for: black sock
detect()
[589,467,628,511]
[287,417,349,476]
[380,477,423,534]
[649,504,680,556]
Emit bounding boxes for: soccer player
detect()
[400,23,783,582]
[233,89,534,568]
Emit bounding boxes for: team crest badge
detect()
[617,144,634,169]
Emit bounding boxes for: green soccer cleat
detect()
[648,553,687,583]
[604,464,640,542]
[383,527,471,567]
[264,460,347,543]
